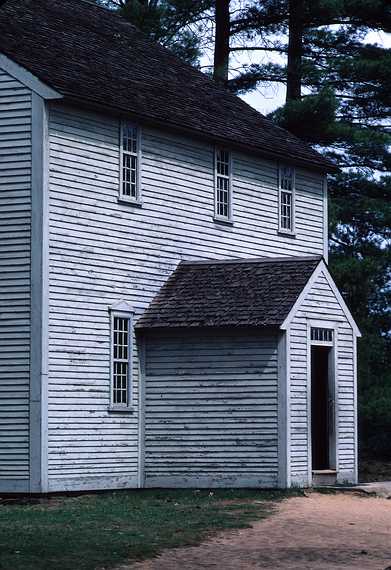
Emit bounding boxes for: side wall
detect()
[46,103,326,491]
[0,69,32,491]
[288,269,357,486]
[143,330,279,488]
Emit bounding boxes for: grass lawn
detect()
[0,488,292,570]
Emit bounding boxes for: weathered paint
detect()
[45,102,327,491]
[0,68,32,487]
[288,270,357,486]
[143,330,279,488]
[29,93,50,493]
[0,83,359,493]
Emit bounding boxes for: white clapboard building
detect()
[0,0,360,493]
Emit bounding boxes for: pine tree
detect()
[286,0,304,101]
[213,0,230,83]
[262,0,391,456]
[97,0,213,65]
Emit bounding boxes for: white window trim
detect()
[118,121,142,206]
[278,164,296,236]
[214,147,233,224]
[108,306,134,413]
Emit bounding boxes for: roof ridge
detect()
[180,255,323,266]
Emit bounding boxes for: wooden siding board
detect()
[289,270,356,486]
[0,69,31,486]
[46,103,327,490]
[143,331,278,488]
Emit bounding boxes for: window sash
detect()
[120,122,140,201]
[280,165,294,191]
[279,165,295,233]
[111,313,132,407]
[215,148,232,220]
[311,327,334,343]
[280,190,293,231]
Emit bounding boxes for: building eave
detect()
[280,259,362,337]
[61,95,338,175]
[0,52,63,100]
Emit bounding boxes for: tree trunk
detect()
[286,0,304,101]
[213,0,230,84]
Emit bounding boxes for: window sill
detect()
[213,216,234,227]
[117,197,143,207]
[107,405,135,414]
[278,230,296,238]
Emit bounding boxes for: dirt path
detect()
[124,492,391,569]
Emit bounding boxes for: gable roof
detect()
[136,256,322,330]
[280,259,361,336]
[0,0,335,173]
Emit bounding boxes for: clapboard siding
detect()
[0,69,31,483]
[46,103,326,489]
[144,331,279,487]
[289,270,356,486]
[336,324,356,480]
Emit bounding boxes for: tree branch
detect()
[329,236,350,248]
[230,46,287,53]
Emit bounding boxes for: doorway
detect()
[311,345,332,470]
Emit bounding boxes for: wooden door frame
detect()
[306,320,339,486]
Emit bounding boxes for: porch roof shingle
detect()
[136,256,321,330]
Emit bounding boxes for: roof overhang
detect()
[280,259,361,337]
[0,52,63,100]
[62,95,338,175]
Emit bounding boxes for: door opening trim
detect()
[307,321,338,486]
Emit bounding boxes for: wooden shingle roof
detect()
[136,256,322,330]
[0,0,336,172]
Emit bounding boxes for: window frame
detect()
[310,326,334,346]
[278,164,296,235]
[119,120,142,205]
[109,307,134,412]
[214,147,233,224]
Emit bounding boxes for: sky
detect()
[239,30,391,116]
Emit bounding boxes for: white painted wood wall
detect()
[288,269,357,486]
[0,69,32,490]
[0,84,358,492]
[45,103,327,491]
[143,330,279,488]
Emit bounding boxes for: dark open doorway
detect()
[311,345,331,470]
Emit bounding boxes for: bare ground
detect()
[123,492,391,570]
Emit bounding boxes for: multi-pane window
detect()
[279,165,295,232]
[311,327,334,343]
[120,122,139,200]
[112,315,131,406]
[215,148,232,220]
